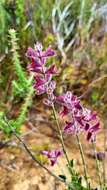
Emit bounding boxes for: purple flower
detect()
[43,81,56,106]
[26,42,100,143]
[33,76,46,94]
[27,43,55,60]
[86,122,100,141]
[56,91,100,141]
[89,122,100,133]
[33,74,52,95]
[82,108,97,122]
[27,62,42,73]
[56,91,82,111]
[46,81,56,95]
[42,47,55,57]
[26,43,56,78]
[60,106,69,117]
[96,152,105,161]
[42,149,62,166]
[34,42,43,53]
[64,121,76,134]
[34,75,46,87]
[84,123,90,131]
[26,47,38,58]
[26,42,57,98]
[34,43,55,58]
[45,64,57,75]
[64,120,83,134]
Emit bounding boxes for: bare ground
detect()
[0,107,106,190]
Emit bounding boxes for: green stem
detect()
[79,0,86,27]
[52,104,73,175]
[92,141,102,189]
[76,134,89,189]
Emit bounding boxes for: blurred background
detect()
[0,0,107,189]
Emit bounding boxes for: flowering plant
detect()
[25,42,105,190]
[3,42,106,190]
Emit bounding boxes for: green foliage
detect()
[68,172,87,190]
[59,175,66,182]
[15,0,25,27]
[0,112,17,136]
[16,79,34,127]
[0,0,10,53]
[0,80,34,135]
[68,175,87,190]
[91,90,99,103]
[8,29,34,132]
[0,112,11,135]
[9,29,30,98]
[31,0,54,40]
[0,29,34,136]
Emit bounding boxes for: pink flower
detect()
[72,108,100,140]
[27,61,42,73]
[60,106,69,117]
[46,81,56,95]
[26,42,57,98]
[42,47,55,57]
[43,81,56,106]
[45,64,57,75]
[82,108,97,122]
[64,120,84,135]
[34,75,46,87]
[26,43,56,78]
[86,122,100,141]
[56,91,82,111]
[56,91,100,141]
[26,43,100,143]
[33,76,46,94]
[26,47,38,58]
[34,42,43,53]
[64,121,76,134]
[33,74,52,95]
[42,149,62,166]
[27,43,55,60]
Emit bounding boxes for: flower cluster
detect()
[26,42,57,106]
[26,42,100,166]
[56,91,100,141]
[42,149,62,166]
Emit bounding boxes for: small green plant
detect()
[0,29,34,135]
[9,29,30,98]
[0,0,11,53]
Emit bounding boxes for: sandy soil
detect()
[0,108,106,190]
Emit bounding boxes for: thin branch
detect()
[52,104,74,175]
[4,118,66,184]
[76,134,89,189]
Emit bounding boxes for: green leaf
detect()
[69,159,74,168]
[91,90,99,102]
[59,174,66,182]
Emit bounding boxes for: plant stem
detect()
[103,122,107,187]
[52,104,73,175]
[14,133,64,182]
[76,134,89,189]
[92,141,102,189]
[79,0,86,27]
[17,75,34,126]
[4,118,65,184]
